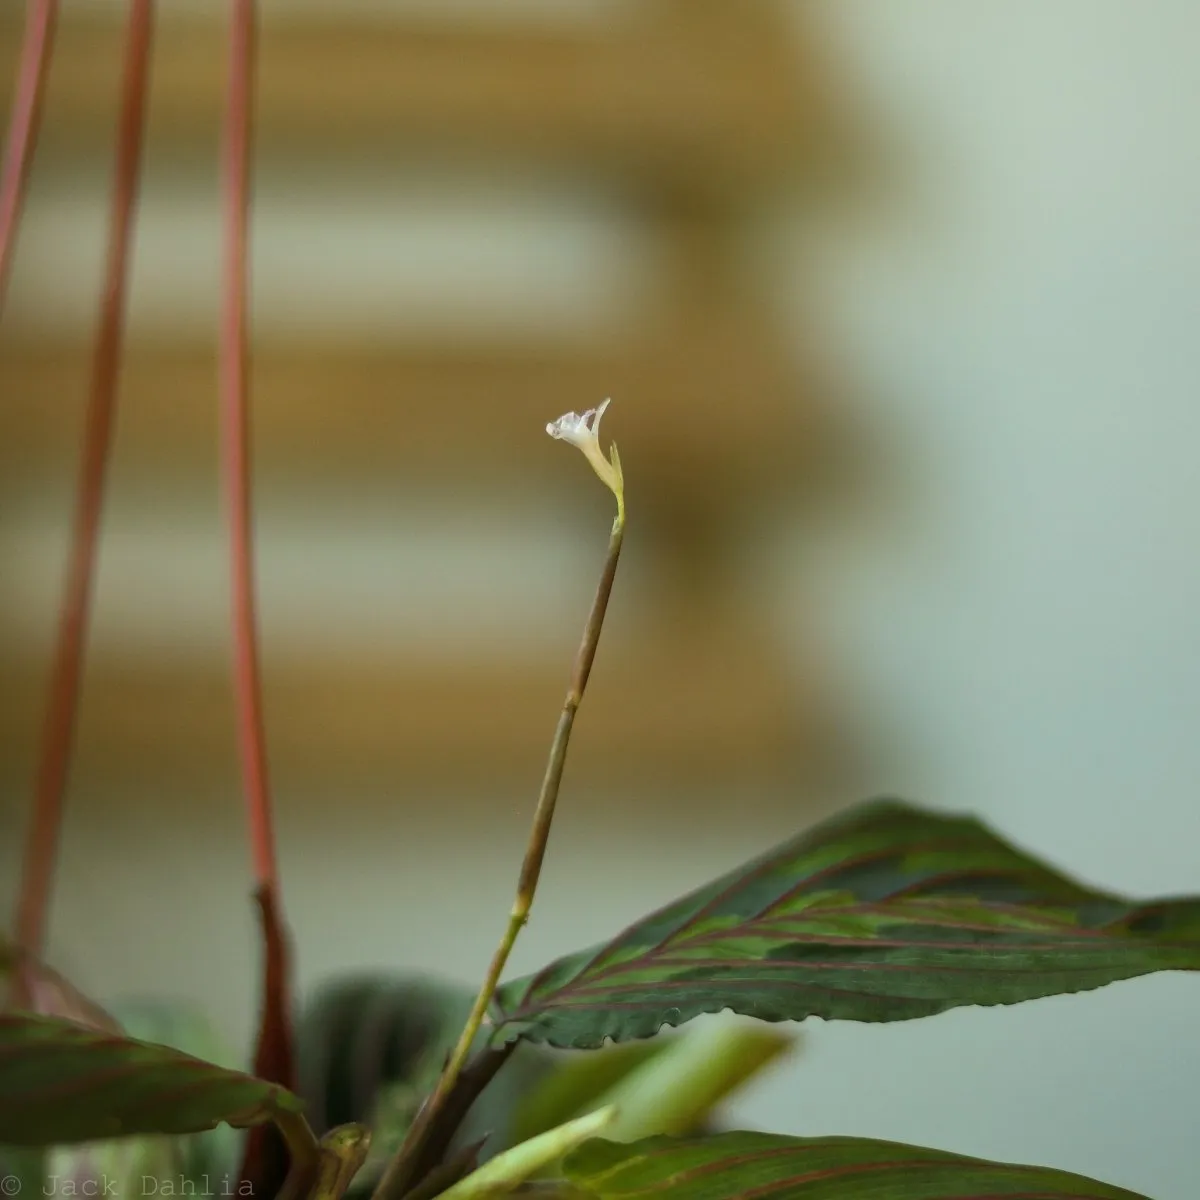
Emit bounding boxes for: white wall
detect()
[3,2,1198,1196]
[763,3,1200,1195]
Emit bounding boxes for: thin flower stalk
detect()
[372,404,627,1200]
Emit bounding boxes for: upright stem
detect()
[373,513,626,1200]
[221,0,277,896]
[222,5,295,1193]
[13,0,153,962]
[0,0,58,314]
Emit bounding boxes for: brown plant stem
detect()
[380,1045,516,1200]
[221,1,295,1193]
[13,0,153,966]
[0,0,58,313]
[373,512,626,1200]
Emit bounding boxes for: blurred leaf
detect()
[0,1148,45,1199]
[510,1040,674,1145]
[512,1022,795,1150]
[297,973,555,1194]
[597,1021,793,1144]
[494,798,1200,1048]
[441,1108,616,1200]
[298,974,475,1137]
[0,1013,303,1145]
[0,941,121,1033]
[563,1131,1150,1200]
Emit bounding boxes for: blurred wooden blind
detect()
[0,0,847,791]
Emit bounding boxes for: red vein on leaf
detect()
[756,839,1035,914]
[730,1160,1024,1200]
[881,866,1088,905]
[137,1073,271,1115]
[552,835,1022,992]
[600,1138,1102,1198]
[505,980,905,1020]
[0,0,57,311]
[220,6,296,1195]
[553,953,1159,993]
[12,1061,184,1106]
[751,899,1112,945]
[673,912,1119,947]
[823,898,1111,928]
[608,939,1123,967]
[700,928,1115,948]
[938,1194,1107,1199]
[955,1194,1109,1199]
[1099,898,1200,933]
[13,0,153,967]
[568,959,1138,989]
[510,959,1162,1020]
[586,1143,963,1192]
[516,841,804,996]
[515,837,1107,1011]
[586,1139,816,1181]
[531,914,1122,996]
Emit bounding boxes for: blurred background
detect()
[1,1,1198,1196]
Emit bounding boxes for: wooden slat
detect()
[0,628,838,786]
[0,6,831,192]
[0,336,826,493]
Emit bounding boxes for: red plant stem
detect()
[223,10,296,1193]
[0,0,58,314]
[13,0,153,961]
[221,0,278,895]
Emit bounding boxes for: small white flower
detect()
[544,396,609,453]
[546,397,624,506]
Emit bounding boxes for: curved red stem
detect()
[14,0,153,961]
[222,1,295,1191]
[0,0,58,313]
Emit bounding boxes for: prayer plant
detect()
[0,4,1197,1200]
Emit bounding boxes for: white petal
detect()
[588,397,611,435]
[545,410,590,443]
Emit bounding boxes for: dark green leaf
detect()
[563,1131,1150,1200]
[296,973,553,1194]
[494,798,1200,1048]
[298,974,478,1138]
[0,1013,303,1145]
